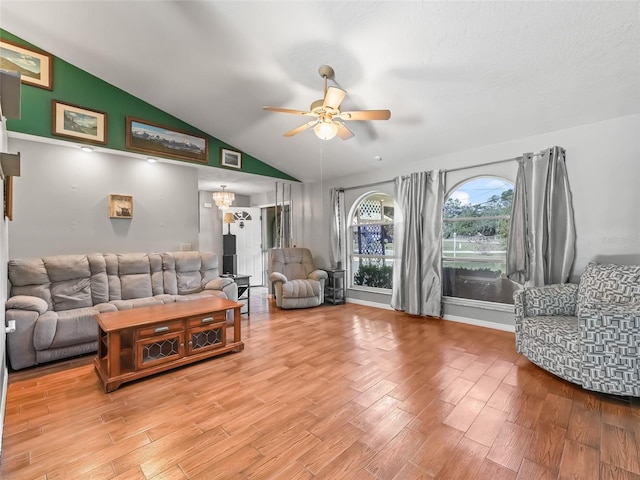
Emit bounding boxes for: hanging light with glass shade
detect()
[212,185,235,210]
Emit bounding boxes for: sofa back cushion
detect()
[8,258,54,309]
[269,248,315,281]
[162,251,220,295]
[105,253,163,300]
[577,262,640,316]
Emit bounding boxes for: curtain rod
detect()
[339,150,545,191]
[444,150,544,174]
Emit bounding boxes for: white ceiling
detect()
[2,1,639,195]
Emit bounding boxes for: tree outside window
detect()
[443,177,518,304]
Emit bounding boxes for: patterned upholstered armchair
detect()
[269,248,328,309]
[515,262,640,397]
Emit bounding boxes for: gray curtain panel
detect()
[507,146,576,286]
[329,187,345,268]
[391,170,444,316]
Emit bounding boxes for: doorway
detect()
[223,207,262,286]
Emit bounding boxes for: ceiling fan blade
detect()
[323,86,346,110]
[283,120,318,137]
[340,110,391,121]
[263,106,314,116]
[336,122,354,140]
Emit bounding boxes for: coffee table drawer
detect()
[188,312,226,328]
[137,320,183,338]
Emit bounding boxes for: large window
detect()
[349,193,394,290]
[442,177,517,304]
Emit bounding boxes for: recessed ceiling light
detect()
[79,146,94,152]
[147,157,157,163]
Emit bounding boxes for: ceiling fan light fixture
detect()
[314,121,338,140]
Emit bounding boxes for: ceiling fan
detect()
[263,65,391,141]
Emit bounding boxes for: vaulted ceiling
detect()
[2,1,639,194]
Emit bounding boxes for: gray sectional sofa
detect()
[5,251,237,370]
[515,262,640,397]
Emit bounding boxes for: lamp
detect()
[212,185,235,210]
[223,212,235,234]
[314,120,338,140]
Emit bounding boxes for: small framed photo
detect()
[52,100,107,145]
[220,148,242,169]
[126,117,208,164]
[109,194,133,219]
[0,39,53,90]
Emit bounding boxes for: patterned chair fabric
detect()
[514,262,640,397]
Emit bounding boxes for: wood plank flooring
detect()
[2,290,640,479]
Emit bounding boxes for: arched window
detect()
[442,177,517,304]
[349,192,394,290]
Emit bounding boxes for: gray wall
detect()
[198,190,251,258]
[298,114,640,327]
[8,137,200,259]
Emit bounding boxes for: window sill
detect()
[348,286,392,296]
[442,296,514,313]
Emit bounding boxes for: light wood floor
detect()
[2,291,640,479]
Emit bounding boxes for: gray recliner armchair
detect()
[269,248,328,309]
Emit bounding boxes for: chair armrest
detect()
[516,283,579,321]
[309,270,328,281]
[6,295,49,314]
[270,272,288,284]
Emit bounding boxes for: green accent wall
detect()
[1,29,297,182]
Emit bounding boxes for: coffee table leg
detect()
[234,305,241,343]
[109,331,121,378]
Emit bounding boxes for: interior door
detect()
[224,207,262,286]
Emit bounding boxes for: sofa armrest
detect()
[204,277,234,291]
[221,281,238,302]
[269,272,288,284]
[5,308,42,370]
[308,269,328,281]
[6,295,49,314]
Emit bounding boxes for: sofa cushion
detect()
[34,307,100,350]
[44,255,93,311]
[107,253,158,300]
[162,251,220,295]
[110,297,164,311]
[577,262,640,316]
[9,258,53,309]
[87,253,110,305]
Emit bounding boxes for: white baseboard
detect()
[346,298,394,310]
[346,298,515,332]
[441,314,515,333]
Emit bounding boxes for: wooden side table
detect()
[322,268,346,305]
[222,274,251,315]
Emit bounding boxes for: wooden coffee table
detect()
[94,297,244,392]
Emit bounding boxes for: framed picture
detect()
[109,194,133,219]
[52,100,107,145]
[0,38,53,90]
[220,148,242,170]
[4,176,13,221]
[126,117,208,164]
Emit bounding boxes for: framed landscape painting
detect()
[0,39,53,90]
[52,100,107,144]
[220,148,242,169]
[125,117,208,164]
